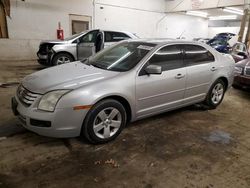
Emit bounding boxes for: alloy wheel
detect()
[93,107,122,139]
[211,83,224,104]
[56,56,71,65]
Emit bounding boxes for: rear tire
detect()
[82,99,127,144]
[52,53,74,66]
[204,79,226,109]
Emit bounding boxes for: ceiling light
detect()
[209,15,237,20]
[186,11,208,18]
[223,7,244,15]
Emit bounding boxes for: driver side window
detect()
[148,45,184,71]
[79,30,98,43]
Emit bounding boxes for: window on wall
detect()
[0,2,8,38]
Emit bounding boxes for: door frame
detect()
[69,14,92,35]
[0,2,8,38]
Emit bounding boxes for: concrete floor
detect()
[0,61,250,188]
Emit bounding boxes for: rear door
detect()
[136,44,186,118]
[77,30,98,60]
[104,31,131,48]
[182,44,216,104]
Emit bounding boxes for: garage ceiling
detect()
[182,6,244,20]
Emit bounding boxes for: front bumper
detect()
[11,95,88,138]
[233,75,250,88]
[37,52,53,66]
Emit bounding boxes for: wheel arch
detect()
[217,76,229,90]
[52,51,76,63]
[94,95,133,123]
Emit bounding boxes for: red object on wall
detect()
[57,22,64,40]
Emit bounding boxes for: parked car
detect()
[231,42,249,63]
[12,39,235,144]
[233,58,250,89]
[37,29,138,66]
[193,38,211,43]
[207,33,236,53]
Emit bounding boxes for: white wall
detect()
[94,1,165,38]
[7,0,93,40]
[0,0,93,60]
[0,0,209,60]
[165,0,245,12]
[159,14,208,40]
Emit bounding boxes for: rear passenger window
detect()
[148,45,184,71]
[105,32,130,42]
[184,45,215,66]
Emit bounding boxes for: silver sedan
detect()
[12,39,235,144]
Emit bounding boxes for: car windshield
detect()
[87,42,156,72]
[64,31,88,41]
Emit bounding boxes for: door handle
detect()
[175,74,185,79]
[211,67,217,72]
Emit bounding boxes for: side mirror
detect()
[145,65,162,75]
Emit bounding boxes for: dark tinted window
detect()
[105,32,130,42]
[184,45,215,66]
[148,45,184,71]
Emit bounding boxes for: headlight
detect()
[38,90,70,112]
[234,67,243,75]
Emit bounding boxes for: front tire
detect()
[52,53,74,66]
[204,79,226,109]
[82,99,127,144]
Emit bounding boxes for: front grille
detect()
[38,43,54,55]
[17,85,40,106]
[39,44,48,54]
[245,67,250,76]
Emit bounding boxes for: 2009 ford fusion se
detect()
[12,39,235,144]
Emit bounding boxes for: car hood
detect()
[22,62,120,94]
[40,40,69,45]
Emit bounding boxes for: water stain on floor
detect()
[204,130,232,144]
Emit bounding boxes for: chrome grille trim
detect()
[17,85,41,106]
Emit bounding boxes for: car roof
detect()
[126,38,206,45]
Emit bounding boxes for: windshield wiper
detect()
[91,63,105,69]
[80,58,91,65]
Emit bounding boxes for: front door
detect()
[136,45,186,119]
[77,30,99,60]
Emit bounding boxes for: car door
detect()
[136,45,186,118]
[77,30,99,60]
[182,44,216,104]
[104,31,131,48]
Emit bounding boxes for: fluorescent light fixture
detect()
[209,15,237,20]
[223,7,244,15]
[186,11,208,18]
